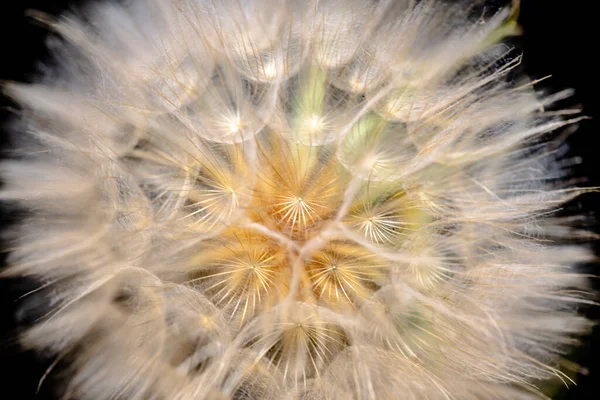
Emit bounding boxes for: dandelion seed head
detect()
[0,0,594,399]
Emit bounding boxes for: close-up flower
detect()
[0,0,597,399]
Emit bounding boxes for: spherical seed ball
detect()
[1,1,594,399]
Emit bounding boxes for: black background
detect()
[1,1,598,399]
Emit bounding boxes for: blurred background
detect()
[1,1,597,398]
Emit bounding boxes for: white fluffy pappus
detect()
[0,0,596,399]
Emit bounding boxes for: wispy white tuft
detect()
[1,0,594,399]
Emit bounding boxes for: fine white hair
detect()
[1,1,594,399]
